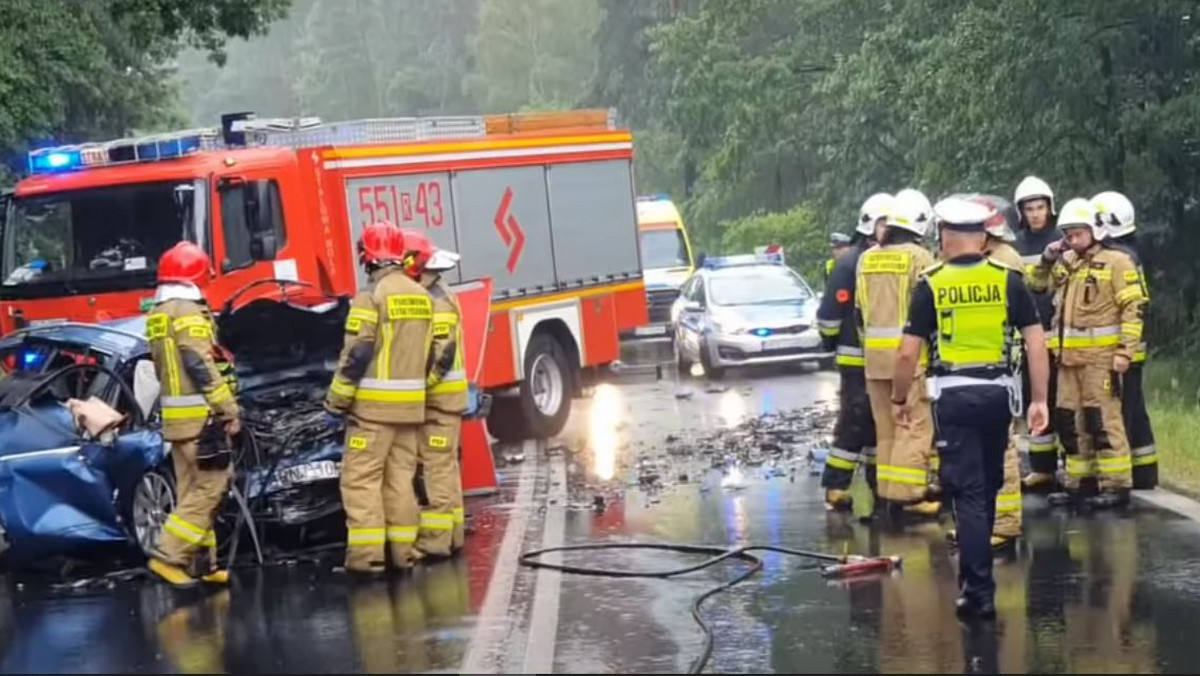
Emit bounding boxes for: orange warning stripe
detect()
[491,280,645,312]
[322,132,632,161]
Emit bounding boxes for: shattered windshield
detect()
[2,180,207,295]
[708,266,813,306]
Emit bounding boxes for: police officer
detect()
[398,229,469,558]
[326,222,434,574]
[1030,199,1144,509]
[1013,176,1063,489]
[825,232,854,282]
[818,193,890,509]
[856,188,940,517]
[1093,191,1157,489]
[146,241,240,588]
[892,197,1050,618]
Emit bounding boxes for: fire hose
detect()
[519,542,901,674]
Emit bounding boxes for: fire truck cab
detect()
[3,110,648,441]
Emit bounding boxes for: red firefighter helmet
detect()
[399,228,433,278]
[157,241,212,286]
[357,222,404,268]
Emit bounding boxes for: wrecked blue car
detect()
[0,296,352,568]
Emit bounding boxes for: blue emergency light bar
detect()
[636,193,672,202]
[27,128,219,175]
[702,251,786,269]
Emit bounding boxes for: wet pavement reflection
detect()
[2,358,1200,673]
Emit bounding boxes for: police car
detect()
[669,252,830,379]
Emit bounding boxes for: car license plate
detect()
[766,335,818,350]
[634,324,668,336]
[278,460,340,486]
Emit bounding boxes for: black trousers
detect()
[934,384,1011,606]
[821,365,877,491]
[1024,356,1060,475]
[1122,362,1158,489]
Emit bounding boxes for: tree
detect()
[1,0,291,179]
[465,0,603,112]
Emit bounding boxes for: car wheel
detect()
[675,333,694,377]
[127,465,176,557]
[699,340,726,380]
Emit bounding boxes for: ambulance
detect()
[2,109,648,441]
[631,194,695,338]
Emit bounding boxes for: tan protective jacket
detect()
[855,242,936,380]
[421,272,468,414]
[145,299,239,441]
[1028,244,1146,366]
[326,267,433,424]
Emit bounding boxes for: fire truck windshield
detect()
[2,179,207,298]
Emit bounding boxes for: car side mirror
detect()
[683,300,703,312]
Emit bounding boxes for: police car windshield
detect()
[708,266,812,306]
[2,180,207,297]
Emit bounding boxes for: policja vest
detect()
[925,260,1013,380]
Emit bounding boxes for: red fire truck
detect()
[2,110,648,440]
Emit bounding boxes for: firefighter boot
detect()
[1086,490,1131,510]
[149,558,199,589]
[825,489,853,511]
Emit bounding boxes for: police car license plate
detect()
[278,460,340,486]
[765,335,818,351]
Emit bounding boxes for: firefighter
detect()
[818,192,891,510]
[856,188,940,517]
[980,201,1025,547]
[1093,191,1157,490]
[325,222,434,574]
[1029,198,1144,509]
[145,241,240,588]
[1013,175,1063,489]
[892,197,1050,618]
[825,232,853,282]
[398,229,469,558]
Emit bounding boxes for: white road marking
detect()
[461,440,539,673]
[522,452,567,673]
[1133,487,1200,522]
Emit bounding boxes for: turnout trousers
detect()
[822,365,878,492]
[1056,364,1133,494]
[867,376,935,503]
[340,418,422,571]
[156,439,232,571]
[934,384,1011,607]
[415,407,464,556]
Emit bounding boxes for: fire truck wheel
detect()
[489,333,573,441]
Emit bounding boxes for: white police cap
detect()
[933,197,994,232]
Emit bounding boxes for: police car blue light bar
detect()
[702,249,786,269]
[636,193,672,202]
[27,129,219,175]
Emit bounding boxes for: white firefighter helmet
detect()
[886,188,933,237]
[425,248,461,272]
[857,192,893,236]
[1091,190,1136,239]
[1014,175,1056,215]
[1056,197,1105,241]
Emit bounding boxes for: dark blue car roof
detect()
[0,319,148,363]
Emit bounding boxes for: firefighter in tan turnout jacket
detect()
[146,242,240,588]
[326,222,434,574]
[856,188,940,517]
[399,229,469,557]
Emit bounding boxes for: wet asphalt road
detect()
[4,346,1200,673]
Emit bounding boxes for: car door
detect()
[676,277,707,359]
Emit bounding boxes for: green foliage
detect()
[718,204,826,284]
[0,0,289,173]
